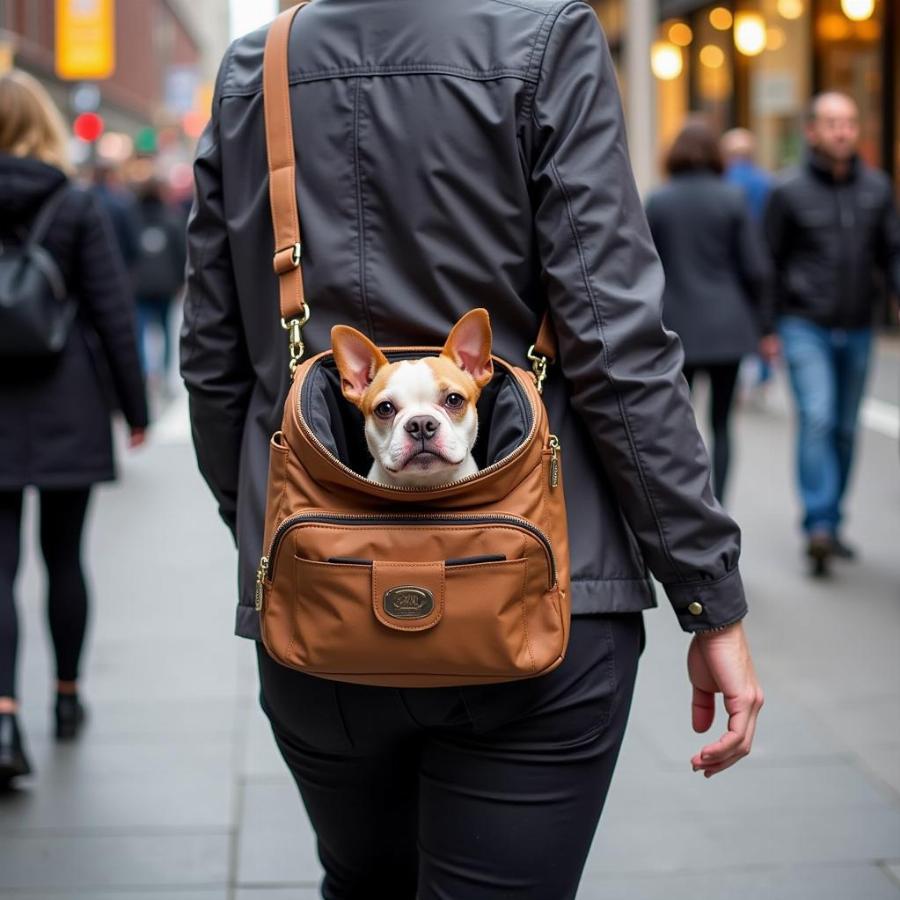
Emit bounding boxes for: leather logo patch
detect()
[383,586,434,620]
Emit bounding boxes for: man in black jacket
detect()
[763,92,900,574]
[182,2,762,895]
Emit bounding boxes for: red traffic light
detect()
[73,112,104,143]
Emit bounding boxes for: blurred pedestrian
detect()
[721,128,771,223]
[646,118,770,504]
[722,128,774,404]
[183,5,762,898]
[763,92,900,576]
[90,161,140,271]
[132,177,186,389]
[0,70,148,785]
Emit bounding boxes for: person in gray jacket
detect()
[181,2,763,897]
[646,119,770,504]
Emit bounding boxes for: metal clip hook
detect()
[526,344,548,394]
[281,303,312,375]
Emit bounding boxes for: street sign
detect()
[165,65,199,117]
[55,0,115,81]
[71,82,102,113]
[0,34,15,74]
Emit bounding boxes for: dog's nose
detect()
[405,416,440,440]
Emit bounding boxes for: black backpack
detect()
[132,207,184,300]
[0,184,76,358]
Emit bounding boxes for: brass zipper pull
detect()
[255,556,269,612]
[548,435,560,488]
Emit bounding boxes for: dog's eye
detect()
[374,401,395,419]
[444,393,465,410]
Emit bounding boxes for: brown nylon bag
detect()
[256,3,570,687]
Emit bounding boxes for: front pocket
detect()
[258,513,565,683]
[264,513,556,589]
[286,554,534,677]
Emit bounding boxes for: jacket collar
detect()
[806,149,860,185]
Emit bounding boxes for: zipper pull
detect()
[255,556,269,612]
[548,434,560,488]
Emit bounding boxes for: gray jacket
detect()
[181,0,747,641]
[646,172,768,365]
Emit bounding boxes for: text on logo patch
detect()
[383,586,434,619]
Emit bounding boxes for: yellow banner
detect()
[55,0,115,81]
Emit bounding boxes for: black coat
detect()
[764,153,900,332]
[182,0,747,640]
[0,155,148,489]
[645,171,769,365]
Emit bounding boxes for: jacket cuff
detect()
[664,567,747,633]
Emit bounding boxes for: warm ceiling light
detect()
[734,12,767,55]
[668,22,694,46]
[699,44,726,68]
[777,0,804,18]
[841,0,875,20]
[651,41,684,80]
[709,7,733,30]
[766,26,787,49]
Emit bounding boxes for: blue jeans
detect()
[778,316,872,535]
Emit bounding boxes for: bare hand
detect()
[758,334,780,364]
[128,428,147,449]
[687,621,763,778]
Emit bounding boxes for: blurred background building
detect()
[587,0,897,192]
[0,0,230,186]
[2,0,896,192]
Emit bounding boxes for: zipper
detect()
[548,434,560,488]
[296,356,539,494]
[261,511,557,589]
[255,556,269,611]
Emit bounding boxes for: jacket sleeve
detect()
[528,1,746,632]
[875,183,900,298]
[75,192,149,430]
[761,184,793,334]
[180,45,253,537]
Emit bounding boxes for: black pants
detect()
[258,613,643,900]
[0,489,92,698]
[683,362,741,504]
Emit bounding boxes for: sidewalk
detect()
[1,349,898,898]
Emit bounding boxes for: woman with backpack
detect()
[0,70,148,784]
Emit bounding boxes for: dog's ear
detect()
[331,326,389,406]
[441,308,493,388]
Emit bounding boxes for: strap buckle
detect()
[281,302,312,375]
[273,242,302,274]
[526,344,549,394]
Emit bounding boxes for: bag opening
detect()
[299,353,534,479]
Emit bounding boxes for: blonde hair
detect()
[0,69,72,173]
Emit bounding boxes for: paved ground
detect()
[1,339,898,899]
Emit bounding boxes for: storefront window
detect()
[743,0,812,170]
[815,0,886,168]
[590,0,626,89]
[693,6,734,135]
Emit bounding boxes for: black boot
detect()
[55,693,86,741]
[0,712,33,786]
[806,531,833,578]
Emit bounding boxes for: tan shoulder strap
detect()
[262,1,556,384]
[264,2,310,324]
